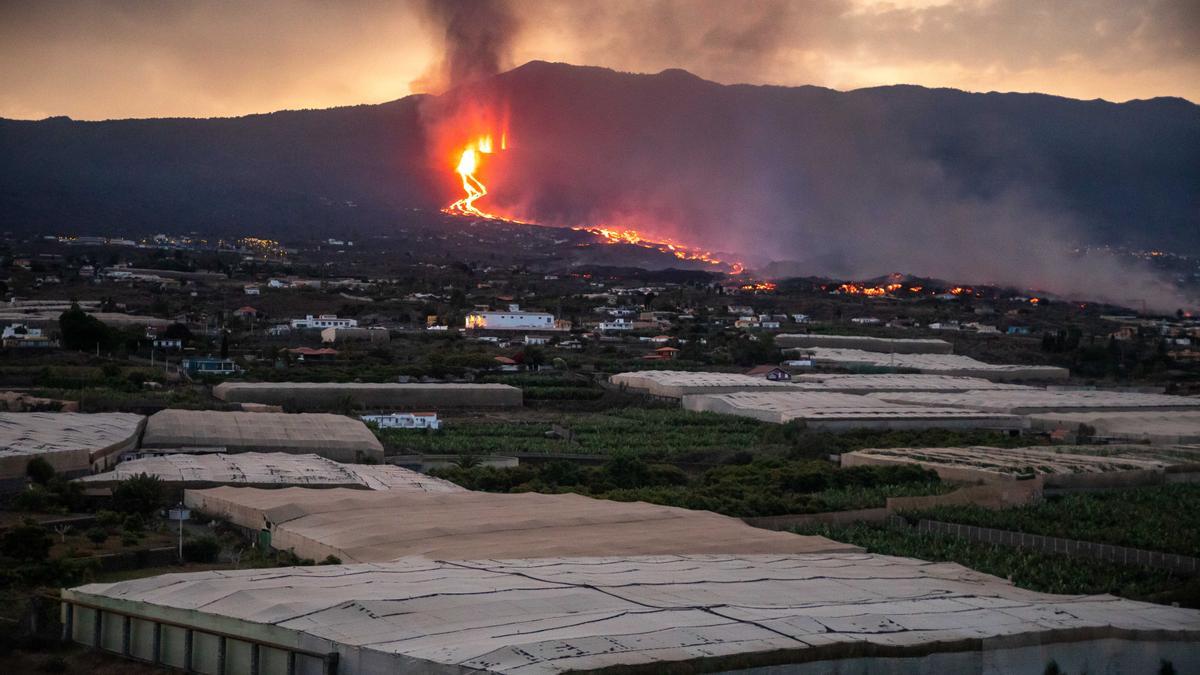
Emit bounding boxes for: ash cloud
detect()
[410,0,520,93]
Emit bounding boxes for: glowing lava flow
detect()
[440,135,744,273]
[444,134,517,220]
[575,226,745,274]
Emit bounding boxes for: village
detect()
[0,227,1198,673]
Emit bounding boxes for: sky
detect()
[1,0,1198,120]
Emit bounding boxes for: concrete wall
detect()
[213,382,522,409]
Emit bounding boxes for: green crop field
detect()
[797,522,1200,607]
[904,484,1200,558]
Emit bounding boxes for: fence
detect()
[915,519,1200,575]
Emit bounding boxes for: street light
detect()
[168,503,191,562]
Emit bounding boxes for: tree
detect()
[604,451,650,489]
[25,457,55,485]
[59,302,111,351]
[163,323,193,344]
[1,520,53,562]
[521,346,546,369]
[111,474,165,515]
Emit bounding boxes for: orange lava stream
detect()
[574,226,745,274]
[440,135,743,274]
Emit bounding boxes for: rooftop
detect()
[0,412,145,458]
[791,373,1034,393]
[799,348,1069,380]
[65,554,1200,674]
[777,333,954,354]
[610,370,796,397]
[842,445,1187,483]
[78,453,464,492]
[683,391,1021,429]
[1029,410,1200,444]
[141,410,384,462]
[184,487,858,562]
[869,390,1200,414]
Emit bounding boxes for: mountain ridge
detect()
[1,60,1196,258]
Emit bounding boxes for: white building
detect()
[290,314,358,330]
[850,317,882,326]
[524,335,550,346]
[1,323,57,348]
[362,412,440,430]
[598,318,634,332]
[466,310,562,331]
[243,285,260,296]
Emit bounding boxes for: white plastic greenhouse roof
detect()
[1030,410,1200,444]
[184,487,858,561]
[0,412,145,458]
[869,389,1200,414]
[65,554,1200,674]
[683,391,1021,428]
[78,453,464,492]
[790,373,1034,393]
[800,348,1070,379]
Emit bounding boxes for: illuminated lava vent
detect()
[444,134,508,219]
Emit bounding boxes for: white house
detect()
[850,317,882,326]
[792,314,811,323]
[524,334,551,346]
[361,412,440,430]
[153,338,182,350]
[598,318,634,332]
[1,323,57,348]
[290,314,358,330]
[465,310,563,331]
[243,285,261,296]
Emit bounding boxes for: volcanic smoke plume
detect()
[410,0,519,94]
[408,2,1196,312]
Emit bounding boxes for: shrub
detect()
[94,510,122,528]
[181,536,221,563]
[321,555,343,565]
[121,533,140,547]
[85,527,108,545]
[122,513,145,533]
[11,486,56,513]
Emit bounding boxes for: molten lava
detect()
[837,282,903,297]
[445,135,504,219]
[440,133,744,274]
[576,226,744,274]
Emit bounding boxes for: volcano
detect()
[1,61,1197,303]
